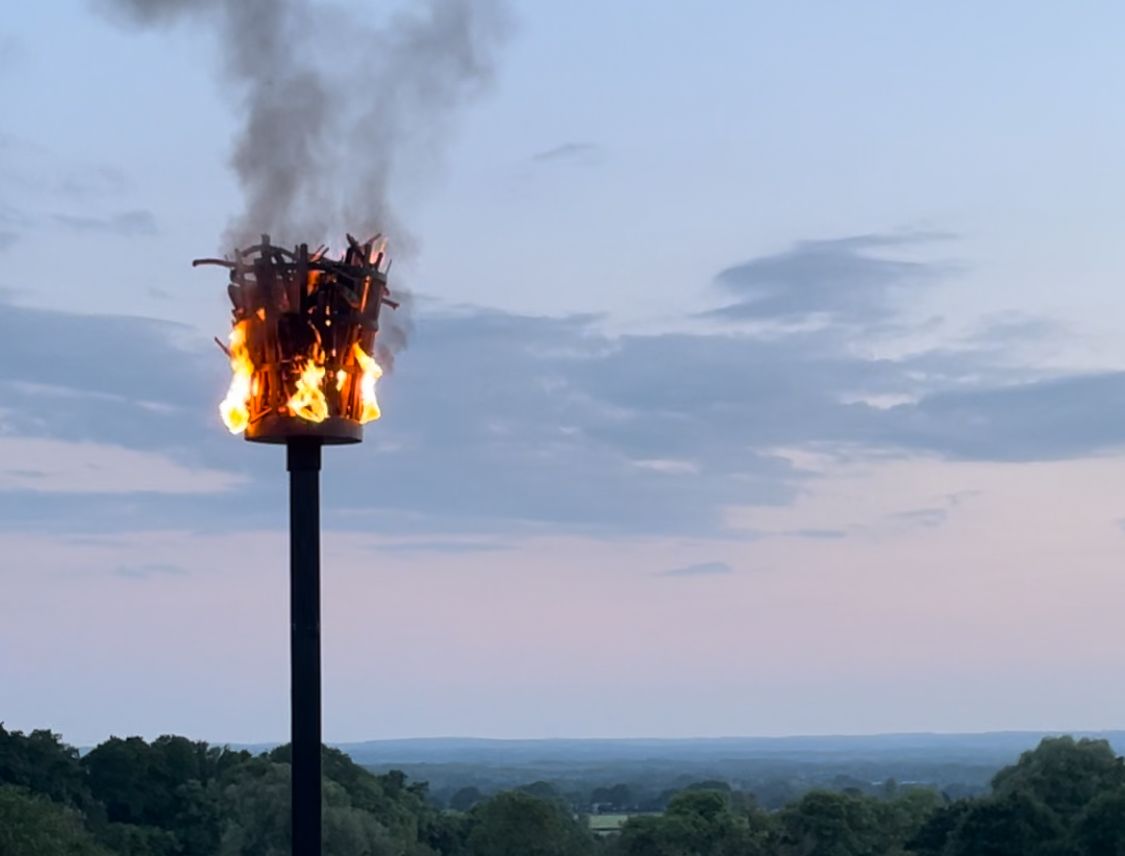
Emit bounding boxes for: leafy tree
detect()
[323,779,400,856]
[467,790,593,856]
[76,735,251,855]
[591,783,634,811]
[875,788,942,847]
[0,785,108,856]
[97,822,180,856]
[605,783,632,808]
[519,781,563,802]
[750,778,800,811]
[217,758,292,856]
[1071,785,1125,855]
[613,815,675,856]
[422,808,472,856]
[942,792,1065,856]
[684,781,732,794]
[615,788,771,856]
[82,736,155,825]
[666,790,732,825]
[271,745,440,852]
[905,798,973,856]
[450,786,485,812]
[641,788,684,812]
[167,778,223,856]
[777,790,884,856]
[0,725,94,812]
[991,736,1125,821]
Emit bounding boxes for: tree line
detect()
[2,724,1124,855]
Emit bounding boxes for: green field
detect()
[588,813,657,835]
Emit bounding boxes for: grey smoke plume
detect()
[99,0,510,248]
[99,0,511,363]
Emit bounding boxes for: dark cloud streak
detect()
[0,232,1108,537]
[52,209,158,236]
[706,233,955,326]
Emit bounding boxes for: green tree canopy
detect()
[1070,785,1125,856]
[0,725,94,812]
[942,792,1065,856]
[0,785,109,856]
[467,790,593,856]
[906,798,973,856]
[615,788,772,856]
[777,790,883,856]
[450,786,485,812]
[991,736,1125,821]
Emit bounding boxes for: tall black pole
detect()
[287,439,322,856]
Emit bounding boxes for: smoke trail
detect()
[99,0,511,360]
[101,0,509,246]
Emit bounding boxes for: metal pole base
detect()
[288,439,322,856]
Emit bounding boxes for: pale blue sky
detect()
[4,2,1125,745]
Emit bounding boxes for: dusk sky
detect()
[4,1,1125,746]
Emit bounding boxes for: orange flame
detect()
[352,343,383,423]
[219,321,253,434]
[287,359,329,423]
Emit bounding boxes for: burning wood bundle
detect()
[194,234,397,444]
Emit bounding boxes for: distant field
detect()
[588,813,655,834]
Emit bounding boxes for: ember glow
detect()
[352,343,383,424]
[219,321,253,434]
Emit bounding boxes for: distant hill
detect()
[329,731,1125,766]
[226,731,1125,809]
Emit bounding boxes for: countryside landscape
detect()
[6,726,1125,854]
[6,1,1125,854]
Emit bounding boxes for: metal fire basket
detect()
[195,234,397,445]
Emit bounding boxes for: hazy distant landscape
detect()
[9,725,1125,854]
[336,731,1125,765]
[283,732,1125,809]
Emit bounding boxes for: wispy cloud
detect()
[705,232,955,327]
[531,142,602,165]
[659,561,733,578]
[53,208,157,236]
[115,562,188,580]
[57,165,129,199]
[784,528,849,540]
[632,458,700,475]
[0,204,32,231]
[889,507,949,528]
[376,539,512,555]
[945,490,982,508]
[0,438,245,495]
